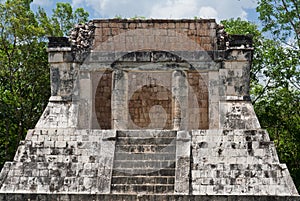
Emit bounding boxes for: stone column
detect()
[77,71,92,129]
[111,70,128,129]
[48,46,74,101]
[208,71,220,129]
[174,130,191,194]
[172,70,188,130]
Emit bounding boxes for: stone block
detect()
[48,52,65,63]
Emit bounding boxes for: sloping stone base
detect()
[0,129,297,196]
[0,193,299,201]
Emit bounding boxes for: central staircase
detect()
[111,130,177,194]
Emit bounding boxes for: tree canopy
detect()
[0,0,89,170]
[257,0,300,49]
[37,2,89,36]
[256,0,300,190]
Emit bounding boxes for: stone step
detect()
[111,131,176,194]
[112,176,175,185]
[27,129,271,141]
[18,140,102,149]
[114,153,176,161]
[111,184,174,194]
[24,139,275,151]
[1,194,299,200]
[195,135,271,141]
[23,139,274,149]
[192,130,270,142]
[193,163,286,171]
[193,141,276,149]
[117,131,177,138]
[115,144,176,153]
[116,137,176,146]
[192,175,285,186]
[7,164,110,178]
[193,147,279,163]
[193,129,269,135]
[193,147,278,157]
[26,129,113,141]
[192,155,279,165]
[113,160,175,169]
[112,168,175,176]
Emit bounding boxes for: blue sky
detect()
[30,0,259,23]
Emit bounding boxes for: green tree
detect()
[222,18,300,191]
[37,2,89,36]
[257,0,300,49]
[0,0,49,168]
[256,0,300,190]
[0,0,89,170]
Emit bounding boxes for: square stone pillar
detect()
[48,46,74,102]
[172,70,188,130]
[77,71,92,129]
[112,70,128,129]
[175,130,191,194]
[208,71,220,129]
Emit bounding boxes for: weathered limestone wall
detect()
[0,129,116,194]
[191,130,297,195]
[92,19,216,52]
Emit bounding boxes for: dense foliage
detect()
[256,0,300,190]
[0,0,88,170]
[37,2,89,36]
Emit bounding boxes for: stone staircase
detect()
[111,130,177,194]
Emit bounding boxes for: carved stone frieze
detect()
[69,21,96,62]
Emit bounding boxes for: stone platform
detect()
[0,194,300,201]
[0,19,298,200]
[0,129,297,196]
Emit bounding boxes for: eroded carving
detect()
[69,21,96,62]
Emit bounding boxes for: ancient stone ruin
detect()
[0,19,299,200]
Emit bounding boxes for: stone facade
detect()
[0,19,298,200]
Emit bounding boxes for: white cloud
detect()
[71,0,257,21]
[149,0,198,19]
[71,0,84,7]
[214,0,256,20]
[32,0,52,7]
[240,10,248,20]
[198,6,218,19]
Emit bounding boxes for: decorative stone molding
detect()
[69,21,96,62]
[216,24,228,50]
